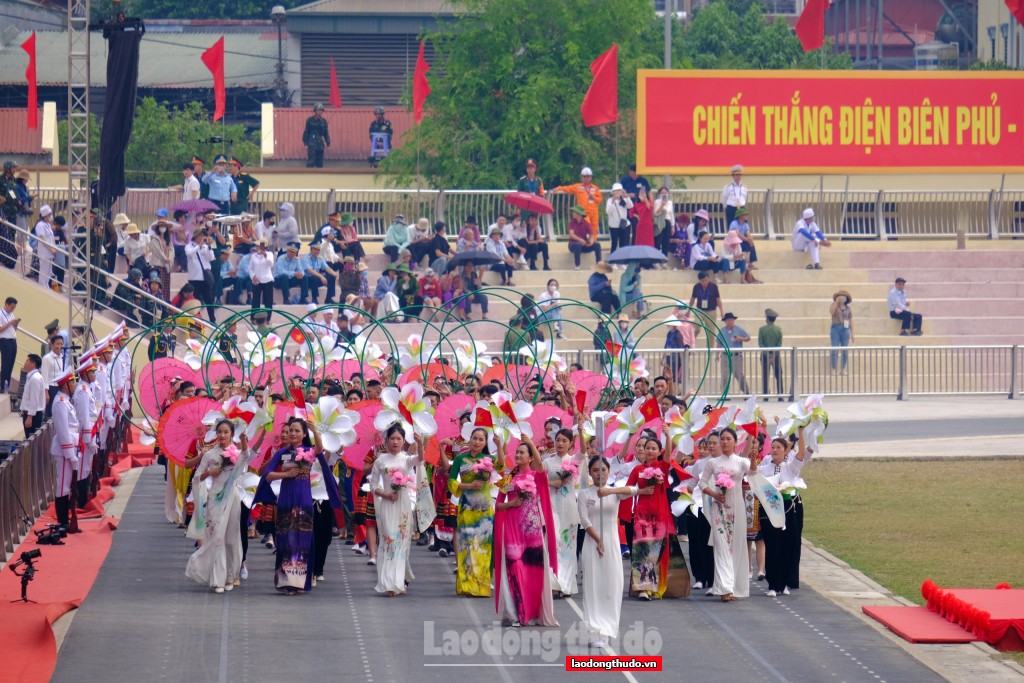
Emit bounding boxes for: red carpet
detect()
[862,606,980,644]
[0,438,154,683]
[922,580,1024,651]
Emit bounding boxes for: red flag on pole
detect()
[581,44,618,128]
[412,41,431,124]
[22,32,37,130]
[329,56,342,108]
[795,0,830,52]
[1007,0,1024,25]
[201,37,226,121]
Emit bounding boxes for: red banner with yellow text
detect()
[637,69,1024,175]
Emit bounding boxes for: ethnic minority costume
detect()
[757,449,808,594]
[494,469,558,626]
[448,451,495,597]
[433,440,465,547]
[626,460,672,599]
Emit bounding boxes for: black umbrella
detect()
[607,245,667,268]
[446,250,501,271]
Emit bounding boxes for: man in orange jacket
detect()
[553,166,602,240]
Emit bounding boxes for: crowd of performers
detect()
[130,332,821,648]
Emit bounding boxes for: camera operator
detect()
[605,183,634,255]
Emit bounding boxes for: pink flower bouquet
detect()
[471,457,495,475]
[295,447,317,465]
[221,444,240,468]
[640,466,664,485]
[389,468,415,492]
[714,472,735,492]
[513,474,537,499]
[559,455,579,481]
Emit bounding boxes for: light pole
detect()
[271,5,287,107]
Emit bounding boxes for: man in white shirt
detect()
[887,277,923,336]
[248,239,276,318]
[41,334,67,416]
[185,230,217,322]
[721,164,748,227]
[180,162,200,200]
[791,208,831,270]
[0,296,19,392]
[34,204,55,288]
[20,353,45,437]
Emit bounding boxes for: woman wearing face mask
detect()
[185,421,255,594]
[494,434,558,627]
[683,437,716,592]
[758,427,807,597]
[447,427,497,596]
[536,279,564,340]
[369,424,423,596]
[541,417,586,597]
[148,220,175,301]
[698,427,756,601]
[578,455,644,646]
[625,431,673,600]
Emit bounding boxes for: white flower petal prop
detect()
[517,340,567,374]
[243,330,282,366]
[776,394,828,446]
[609,398,646,445]
[453,339,489,376]
[582,410,617,441]
[346,334,387,373]
[184,338,231,370]
[608,348,648,380]
[374,383,436,443]
[490,391,534,442]
[243,400,272,440]
[139,416,157,446]
[398,334,440,371]
[310,396,360,453]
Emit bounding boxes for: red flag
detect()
[289,387,306,408]
[328,57,342,109]
[638,398,661,423]
[290,328,306,344]
[21,32,37,130]
[581,44,618,127]
[795,0,829,52]
[201,37,226,121]
[1007,0,1024,25]
[575,390,587,414]
[412,41,430,124]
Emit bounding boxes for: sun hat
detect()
[113,213,130,226]
[594,262,612,274]
[570,206,587,217]
[832,290,853,303]
[694,209,710,221]
[735,207,749,219]
[722,312,737,321]
[612,182,624,192]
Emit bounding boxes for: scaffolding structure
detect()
[66,0,93,339]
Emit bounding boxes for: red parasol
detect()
[324,359,380,384]
[343,399,383,468]
[503,191,554,216]
[481,364,553,398]
[252,400,299,470]
[434,394,475,443]
[570,369,615,412]
[506,404,572,467]
[157,396,220,466]
[251,361,309,395]
[170,198,221,214]
[399,362,458,388]
[137,358,199,419]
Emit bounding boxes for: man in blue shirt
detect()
[235,252,252,305]
[887,277,923,336]
[729,207,760,281]
[274,245,304,305]
[300,243,335,304]
[587,262,620,314]
[201,155,238,213]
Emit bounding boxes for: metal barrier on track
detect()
[0,421,54,563]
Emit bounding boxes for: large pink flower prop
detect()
[398,334,440,371]
[453,339,488,376]
[311,396,360,453]
[374,382,437,443]
[184,338,231,370]
[490,390,534,442]
[517,340,566,374]
[243,330,282,366]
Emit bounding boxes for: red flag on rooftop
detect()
[1007,0,1024,25]
[412,41,430,124]
[795,0,830,52]
[329,56,342,108]
[201,37,226,121]
[581,44,618,127]
[22,32,37,129]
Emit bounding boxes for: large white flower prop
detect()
[460,402,496,443]
[517,340,566,374]
[183,338,232,370]
[243,330,282,366]
[776,393,829,446]
[608,345,648,380]
[201,395,258,441]
[310,396,360,453]
[453,339,488,376]
[581,410,617,442]
[139,415,157,447]
[398,334,440,371]
[608,398,647,446]
[374,382,437,443]
[490,391,534,442]
[337,334,388,373]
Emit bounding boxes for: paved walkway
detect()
[51,457,1024,683]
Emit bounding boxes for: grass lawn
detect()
[803,459,1024,663]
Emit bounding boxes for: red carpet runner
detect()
[0,438,155,683]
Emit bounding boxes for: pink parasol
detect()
[324,359,380,384]
[252,400,299,470]
[399,362,458,388]
[481,364,553,399]
[204,360,245,387]
[434,394,475,443]
[570,369,615,412]
[251,361,309,395]
[156,397,220,466]
[506,405,572,467]
[137,357,198,419]
[605,417,664,460]
[343,399,383,468]
[170,198,221,214]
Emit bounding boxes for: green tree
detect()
[60,98,261,188]
[381,0,663,190]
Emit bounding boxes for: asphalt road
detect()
[52,467,945,683]
[821,417,1021,444]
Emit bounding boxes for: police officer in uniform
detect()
[368,106,393,167]
[302,103,331,168]
[51,366,81,528]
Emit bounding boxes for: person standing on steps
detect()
[758,308,785,399]
[721,164,747,227]
[302,103,331,168]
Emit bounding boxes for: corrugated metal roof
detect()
[290,0,456,14]
[273,107,414,160]
[0,109,43,153]
[0,30,278,88]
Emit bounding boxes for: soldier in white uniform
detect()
[73,354,100,509]
[50,366,80,528]
[110,323,133,454]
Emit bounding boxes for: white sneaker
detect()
[692,581,703,590]
[591,640,606,649]
[240,564,248,580]
[783,587,790,595]
[368,557,376,565]
[224,584,234,592]
[214,586,225,594]
[705,588,714,596]
[353,544,367,555]
[766,590,777,597]
[316,575,325,582]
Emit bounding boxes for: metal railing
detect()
[0,421,54,562]
[24,186,1024,242]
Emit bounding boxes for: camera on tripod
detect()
[35,523,68,545]
[9,548,41,603]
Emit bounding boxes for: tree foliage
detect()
[60,98,261,188]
